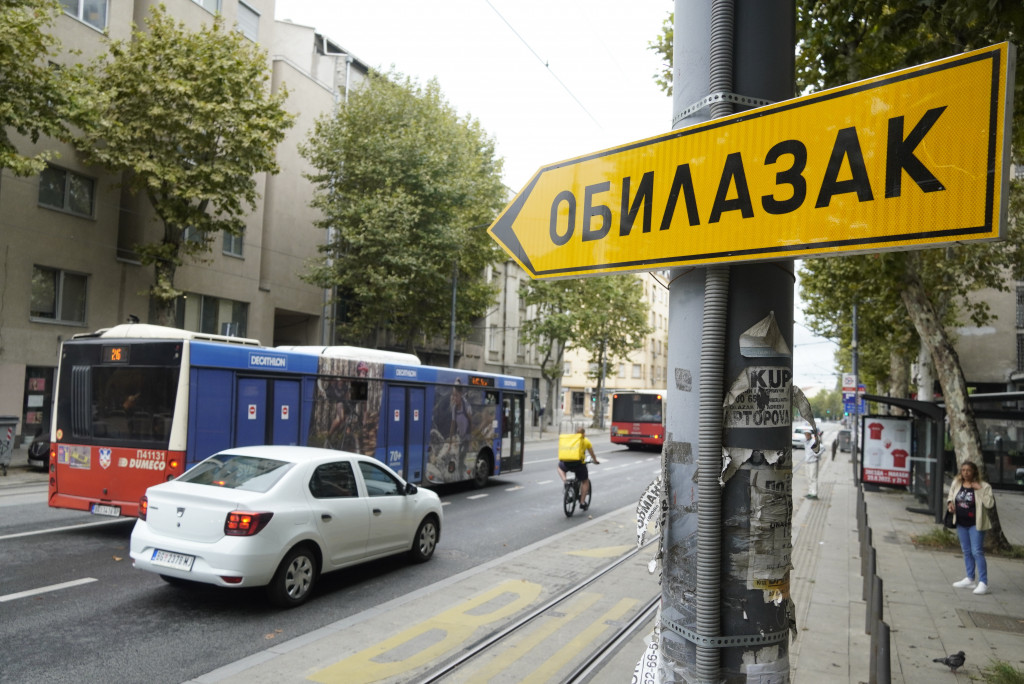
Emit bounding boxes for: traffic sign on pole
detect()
[488,43,1015,279]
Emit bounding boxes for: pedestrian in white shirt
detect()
[803,429,821,500]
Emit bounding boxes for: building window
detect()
[1016,284,1024,329]
[191,0,221,12]
[174,293,248,337]
[39,165,95,217]
[563,361,572,376]
[237,1,259,40]
[1018,334,1024,373]
[31,266,88,324]
[61,0,107,29]
[223,231,243,257]
[632,364,643,379]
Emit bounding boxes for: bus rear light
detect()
[139,495,148,520]
[225,511,273,536]
[168,459,180,470]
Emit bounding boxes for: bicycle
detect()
[562,464,593,518]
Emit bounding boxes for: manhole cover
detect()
[959,610,1024,635]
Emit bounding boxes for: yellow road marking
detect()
[309,579,542,683]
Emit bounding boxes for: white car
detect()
[130,446,442,608]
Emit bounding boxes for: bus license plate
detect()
[90,503,121,517]
[151,549,195,572]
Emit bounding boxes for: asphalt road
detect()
[0,437,660,684]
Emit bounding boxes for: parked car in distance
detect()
[129,445,442,608]
[792,426,810,448]
[26,432,49,470]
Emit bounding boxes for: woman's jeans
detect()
[956,524,987,584]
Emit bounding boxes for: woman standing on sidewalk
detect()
[947,461,995,595]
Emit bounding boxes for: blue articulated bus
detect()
[50,324,526,517]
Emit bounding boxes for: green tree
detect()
[301,70,506,353]
[520,279,579,431]
[807,387,842,422]
[0,0,88,176]
[796,1,1024,550]
[648,11,674,96]
[522,275,652,429]
[574,275,654,428]
[75,6,293,324]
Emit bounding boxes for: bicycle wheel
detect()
[563,480,576,517]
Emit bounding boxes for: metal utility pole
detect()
[852,303,860,476]
[661,1,795,681]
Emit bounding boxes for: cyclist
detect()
[558,427,599,509]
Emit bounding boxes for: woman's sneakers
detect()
[952,577,991,594]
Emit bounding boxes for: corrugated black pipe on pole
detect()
[668,1,796,682]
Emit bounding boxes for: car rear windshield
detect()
[179,454,294,492]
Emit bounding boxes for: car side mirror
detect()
[405,482,418,495]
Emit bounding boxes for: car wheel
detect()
[472,455,491,488]
[408,516,439,563]
[266,545,317,608]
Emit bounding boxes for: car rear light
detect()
[220,576,243,584]
[224,511,273,536]
[139,495,148,520]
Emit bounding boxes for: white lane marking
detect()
[504,486,523,492]
[0,577,98,603]
[0,517,130,542]
[537,480,555,486]
[467,494,488,500]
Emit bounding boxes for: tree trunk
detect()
[888,350,909,415]
[901,268,1012,551]
[150,258,178,327]
[916,340,935,401]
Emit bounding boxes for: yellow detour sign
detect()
[488,43,1016,278]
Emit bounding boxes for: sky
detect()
[273,0,841,392]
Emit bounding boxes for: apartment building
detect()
[0,0,550,446]
[0,0,369,444]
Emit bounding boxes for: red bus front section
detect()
[48,444,186,518]
[610,391,665,450]
[610,421,665,448]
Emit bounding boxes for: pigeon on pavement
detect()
[933,651,966,672]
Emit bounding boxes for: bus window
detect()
[91,366,179,442]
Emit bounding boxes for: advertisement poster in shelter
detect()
[860,416,913,486]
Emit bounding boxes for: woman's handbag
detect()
[944,510,956,529]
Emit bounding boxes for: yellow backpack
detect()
[558,433,585,462]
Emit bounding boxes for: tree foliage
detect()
[795,2,1024,400]
[75,6,293,322]
[648,11,674,96]
[301,70,507,352]
[795,2,1023,549]
[0,0,87,175]
[521,275,652,427]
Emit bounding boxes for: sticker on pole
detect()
[724,314,793,429]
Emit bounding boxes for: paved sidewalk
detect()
[789,448,1024,683]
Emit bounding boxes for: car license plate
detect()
[151,549,195,572]
[90,503,121,517]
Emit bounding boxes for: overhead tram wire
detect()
[484,0,602,128]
